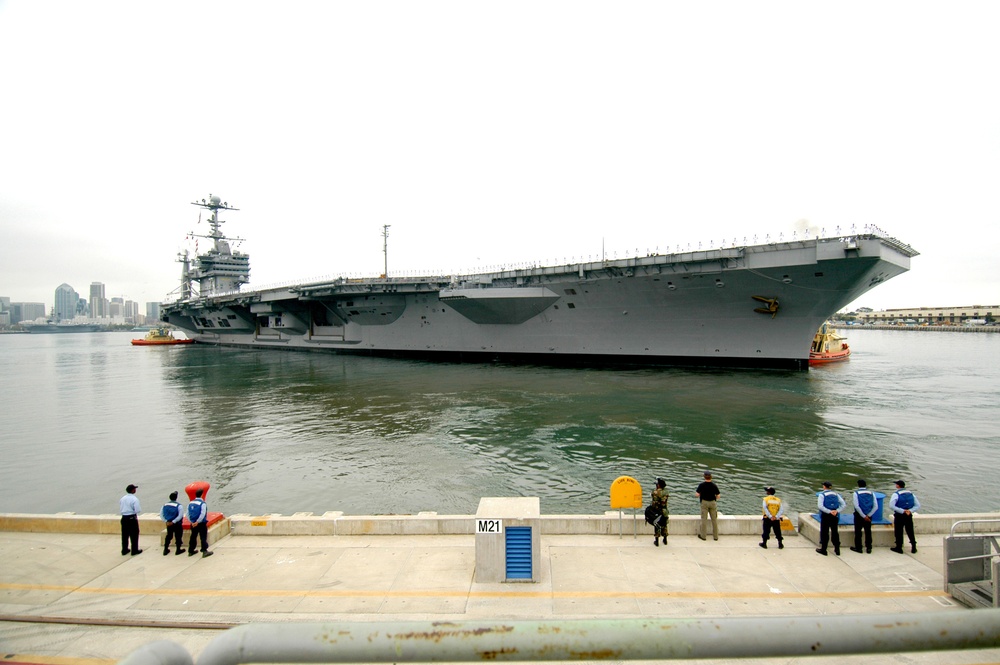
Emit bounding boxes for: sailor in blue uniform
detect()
[816,481,845,556]
[187,489,214,558]
[850,479,878,553]
[160,491,186,556]
[889,479,921,554]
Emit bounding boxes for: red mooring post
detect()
[184,481,210,501]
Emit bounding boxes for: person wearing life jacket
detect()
[849,479,879,554]
[816,481,846,556]
[650,477,669,547]
[759,486,784,550]
[187,489,214,558]
[160,491,186,556]
[889,479,921,554]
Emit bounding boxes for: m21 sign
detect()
[476,519,503,534]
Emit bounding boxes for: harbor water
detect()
[1,328,998,519]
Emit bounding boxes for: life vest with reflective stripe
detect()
[856,490,875,514]
[161,501,181,522]
[764,495,782,518]
[188,498,206,523]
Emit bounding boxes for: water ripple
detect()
[1,330,997,517]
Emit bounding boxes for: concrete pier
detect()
[1,510,998,665]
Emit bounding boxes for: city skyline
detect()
[2,2,999,311]
[1,279,156,324]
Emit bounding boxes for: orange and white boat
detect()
[809,322,850,364]
[131,327,194,346]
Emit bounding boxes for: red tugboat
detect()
[131,327,194,346]
[809,322,850,364]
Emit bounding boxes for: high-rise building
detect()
[125,300,138,322]
[109,297,123,319]
[146,301,161,322]
[54,283,79,322]
[89,283,107,319]
[12,302,46,323]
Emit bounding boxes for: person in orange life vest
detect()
[816,481,846,556]
[759,486,784,549]
[850,479,878,554]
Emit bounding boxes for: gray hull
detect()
[23,324,102,334]
[162,235,916,370]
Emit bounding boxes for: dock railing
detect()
[945,519,1000,608]
[119,611,1000,665]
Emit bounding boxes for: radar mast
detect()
[183,194,251,298]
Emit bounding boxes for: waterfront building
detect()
[109,297,124,319]
[89,283,107,319]
[11,302,46,324]
[54,284,79,322]
[858,305,997,325]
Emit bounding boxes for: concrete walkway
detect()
[1,528,998,665]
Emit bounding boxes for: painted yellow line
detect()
[1,656,114,665]
[0,582,948,600]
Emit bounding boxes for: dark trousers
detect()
[894,513,916,547]
[762,517,783,543]
[653,513,668,538]
[853,516,873,551]
[819,512,840,552]
[189,521,209,553]
[164,521,184,552]
[120,514,139,554]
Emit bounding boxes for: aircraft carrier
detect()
[161,196,918,370]
[21,321,103,333]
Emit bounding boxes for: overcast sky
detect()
[1,1,997,313]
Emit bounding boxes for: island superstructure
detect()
[161,195,918,370]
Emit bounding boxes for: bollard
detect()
[185,481,211,502]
